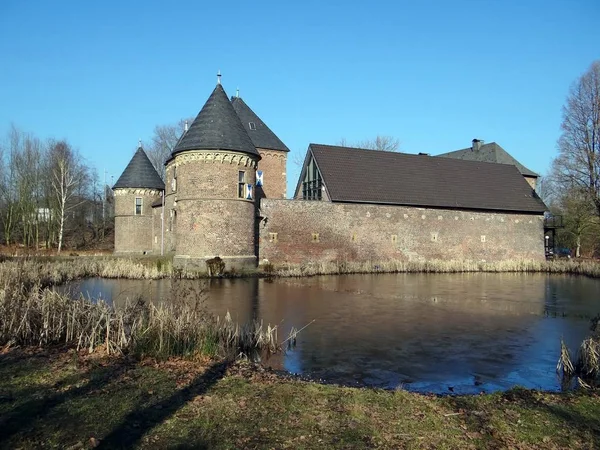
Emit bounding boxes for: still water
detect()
[59,273,600,394]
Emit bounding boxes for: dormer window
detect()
[249,122,256,130]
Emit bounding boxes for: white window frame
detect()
[135,197,143,215]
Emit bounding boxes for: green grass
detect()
[1,347,600,449]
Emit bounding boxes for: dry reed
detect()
[272,259,600,278]
[0,267,282,359]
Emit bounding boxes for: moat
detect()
[59,273,600,394]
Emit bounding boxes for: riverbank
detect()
[1,256,600,286]
[1,346,599,449]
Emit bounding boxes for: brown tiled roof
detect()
[307,144,547,213]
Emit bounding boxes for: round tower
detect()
[164,80,261,271]
[113,145,165,254]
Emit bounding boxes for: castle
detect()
[113,78,547,269]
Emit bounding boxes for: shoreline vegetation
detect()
[0,255,599,286]
[1,256,600,447]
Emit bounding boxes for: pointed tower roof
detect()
[171,84,259,157]
[113,146,165,190]
[231,96,289,152]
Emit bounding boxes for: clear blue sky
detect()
[1,0,598,196]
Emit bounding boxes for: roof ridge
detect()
[231,96,289,152]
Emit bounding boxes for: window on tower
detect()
[238,171,246,198]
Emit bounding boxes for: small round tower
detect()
[113,145,165,254]
[164,79,261,270]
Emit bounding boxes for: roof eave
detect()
[327,198,547,215]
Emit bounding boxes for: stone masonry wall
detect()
[114,189,161,254]
[259,200,545,264]
[257,149,287,199]
[164,151,259,269]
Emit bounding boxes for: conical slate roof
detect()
[231,96,289,152]
[113,147,165,190]
[171,84,259,157]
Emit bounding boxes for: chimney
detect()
[472,138,483,151]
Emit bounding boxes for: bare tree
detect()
[48,140,85,253]
[552,60,600,216]
[146,118,193,181]
[558,187,599,257]
[337,135,400,152]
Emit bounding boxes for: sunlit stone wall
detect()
[259,199,545,264]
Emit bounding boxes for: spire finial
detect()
[184,120,189,132]
[236,87,239,98]
[217,69,221,85]
[138,139,142,148]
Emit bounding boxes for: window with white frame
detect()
[135,197,143,215]
[238,171,246,198]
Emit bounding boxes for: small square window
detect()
[312,233,320,243]
[431,233,438,242]
[269,232,278,243]
[249,122,256,130]
[135,197,142,215]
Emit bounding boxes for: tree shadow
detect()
[0,355,135,444]
[445,388,600,446]
[97,359,231,449]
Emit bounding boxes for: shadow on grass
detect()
[445,388,600,446]
[0,353,136,444]
[97,359,232,449]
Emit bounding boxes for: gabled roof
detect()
[300,144,546,214]
[114,147,165,190]
[436,142,539,177]
[231,96,289,152]
[171,84,259,157]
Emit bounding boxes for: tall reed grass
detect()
[0,257,173,290]
[557,316,600,387]
[0,263,281,359]
[272,259,600,278]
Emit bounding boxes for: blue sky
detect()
[0,0,598,195]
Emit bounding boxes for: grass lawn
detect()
[1,347,600,449]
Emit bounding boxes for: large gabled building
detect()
[114,80,547,269]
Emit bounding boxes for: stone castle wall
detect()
[257,149,287,199]
[165,151,259,269]
[259,200,545,264]
[114,189,162,254]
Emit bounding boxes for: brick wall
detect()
[114,189,161,254]
[259,200,545,264]
[164,151,260,269]
[257,149,287,199]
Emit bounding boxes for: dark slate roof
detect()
[231,96,289,152]
[114,147,165,190]
[304,144,547,213]
[171,84,258,157]
[436,142,539,177]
